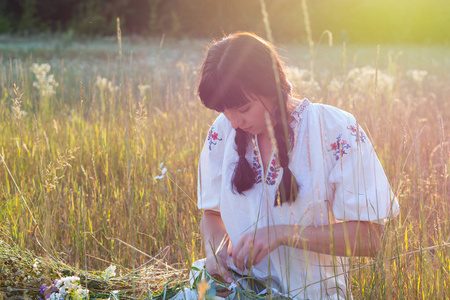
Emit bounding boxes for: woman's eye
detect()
[239,106,250,113]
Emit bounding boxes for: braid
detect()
[230,101,299,203]
[232,128,255,194]
[273,107,299,206]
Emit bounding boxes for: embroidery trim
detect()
[252,146,280,185]
[252,149,263,184]
[266,153,281,185]
[207,127,222,150]
[291,98,310,122]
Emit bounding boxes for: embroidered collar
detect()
[290,98,310,124]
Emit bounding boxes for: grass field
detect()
[0,34,449,298]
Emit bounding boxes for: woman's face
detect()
[223,95,276,136]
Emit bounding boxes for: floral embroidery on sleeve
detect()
[329,134,351,161]
[252,149,263,184]
[347,124,367,143]
[266,153,281,185]
[207,127,222,150]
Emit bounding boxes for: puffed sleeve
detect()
[197,114,231,212]
[325,107,400,224]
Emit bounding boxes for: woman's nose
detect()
[230,118,243,129]
[225,112,243,129]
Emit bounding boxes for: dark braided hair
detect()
[232,128,255,194]
[198,32,299,206]
[272,105,298,205]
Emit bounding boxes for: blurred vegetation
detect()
[1,0,449,43]
[1,37,449,298]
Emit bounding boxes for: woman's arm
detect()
[200,210,229,258]
[200,210,234,286]
[288,221,383,257]
[232,221,383,271]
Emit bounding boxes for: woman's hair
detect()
[198,32,298,206]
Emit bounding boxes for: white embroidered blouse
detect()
[197,98,399,299]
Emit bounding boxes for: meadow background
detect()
[1,0,450,299]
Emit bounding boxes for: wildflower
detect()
[138,84,150,97]
[72,288,89,300]
[407,69,428,84]
[7,286,13,292]
[95,76,108,89]
[95,76,119,93]
[154,163,167,180]
[347,66,394,96]
[33,259,40,271]
[48,276,89,299]
[285,66,310,83]
[104,265,116,281]
[327,78,343,93]
[285,66,321,95]
[39,284,47,295]
[30,63,59,97]
[154,167,167,180]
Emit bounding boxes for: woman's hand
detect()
[231,225,288,271]
[231,221,383,270]
[200,210,234,297]
[205,253,233,297]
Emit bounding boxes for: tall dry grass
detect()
[0,33,449,298]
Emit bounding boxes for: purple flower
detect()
[40,281,59,299]
[39,284,47,295]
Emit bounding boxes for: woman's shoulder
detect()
[289,98,356,130]
[204,113,234,150]
[209,113,232,133]
[306,101,357,129]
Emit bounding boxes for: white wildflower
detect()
[95,76,118,93]
[50,276,89,299]
[107,81,119,93]
[33,258,39,269]
[104,265,117,281]
[49,292,62,300]
[407,69,428,84]
[285,66,321,95]
[73,288,89,299]
[298,78,321,95]
[285,66,310,82]
[138,84,151,97]
[154,163,168,180]
[95,76,108,89]
[347,66,394,96]
[327,78,344,93]
[30,63,59,97]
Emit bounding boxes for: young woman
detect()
[195,32,399,299]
